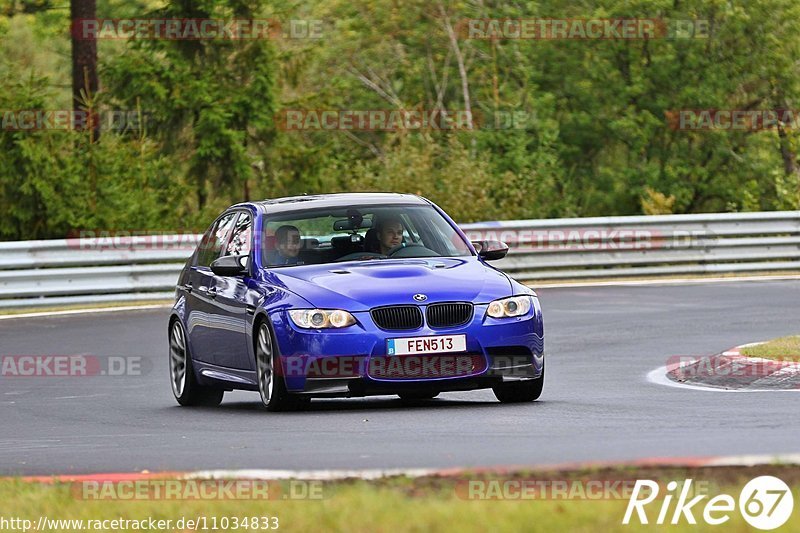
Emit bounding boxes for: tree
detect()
[70,0,99,140]
[103,0,277,213]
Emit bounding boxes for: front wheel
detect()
[256,321,309,412]
[169,320,224,406]
[492,362,544,403]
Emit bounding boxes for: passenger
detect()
[267,225,302,266]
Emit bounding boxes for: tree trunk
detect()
[439,5,473,131]
[70,0,99,141]
[777,121,799,178]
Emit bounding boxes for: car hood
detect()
[269,257,512,311]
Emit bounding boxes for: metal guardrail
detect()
[1,211,799,309]
[462,211,800,281]
[0,236,200,309]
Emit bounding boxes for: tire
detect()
[255,320,310,412]
[398,392,439,400]
[169,320,224,407]
[492,362,544,403]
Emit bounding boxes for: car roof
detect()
[249,193,430,215]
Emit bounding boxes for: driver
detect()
[267,225,302,266]
[373,216,404,255]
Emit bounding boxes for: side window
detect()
[224,212,252,257]
[196,212,237,267]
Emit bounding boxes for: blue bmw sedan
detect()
[168,193,544,410]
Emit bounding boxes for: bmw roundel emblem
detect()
[413,294,428,302]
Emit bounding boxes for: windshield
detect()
[262,204,473,268]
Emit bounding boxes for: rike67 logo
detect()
[623,476,794,530]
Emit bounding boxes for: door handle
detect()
[184,282,193,293]
[207,287,218,298]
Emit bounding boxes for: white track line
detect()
[19,455,800,483]
[182,456,800,480]
[646,365,800,393]
[185,468,439,481]
[706,454,800,467]
[532,274,800,289]
[0,304,172,321]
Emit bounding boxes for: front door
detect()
[205,211,255,370]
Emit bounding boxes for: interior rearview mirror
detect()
[333,218,373,231]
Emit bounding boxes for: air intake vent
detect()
[368,354,487,380]
[426,303,473,328]
[371,305,423,330]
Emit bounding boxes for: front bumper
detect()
[269,302,544,396]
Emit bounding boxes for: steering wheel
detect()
[386,242,419,256]
[385,242,439,258]
[336,251,386,262]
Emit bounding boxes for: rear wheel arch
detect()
[168,315,224,407]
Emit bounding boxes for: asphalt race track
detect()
[1,280,798,476]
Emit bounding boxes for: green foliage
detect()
[1,0,800,240]
[0,57,186,239]
[641,188,676,215]
[102,0,277,215]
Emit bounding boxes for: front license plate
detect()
[387,335,467,356]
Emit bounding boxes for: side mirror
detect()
[210,255,249,276]
[472,240,508,261]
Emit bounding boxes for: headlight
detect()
[486,296,532,318]
[288,309,356,329]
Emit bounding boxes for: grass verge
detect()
[1,465,799,532]
[740,335,800,361]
